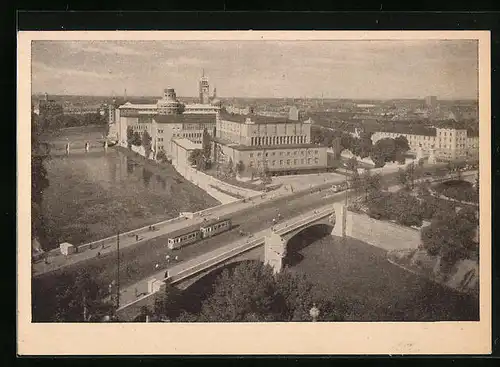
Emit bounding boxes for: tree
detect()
[359,170,382,202]
[397,163,418,190]
[156,149,167,162]
[358,132,373,159]
[126,126,134,148]
[345,156,358,172]
[371,138,396,166]
[202,128,212,161]
[193,262,343,322]
[33,269,114,322]
[31,112,50,249]
[421,206,478,268]
[197,262,276,322]
[389,192,423,227]
[130,131,142,147]
[189,149,205,170]
[235,160,245,175]
[394,135,410,162]
[141,130,153,158]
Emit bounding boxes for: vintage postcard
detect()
[18,30,491,355]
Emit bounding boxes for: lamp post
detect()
[309,303,320,322]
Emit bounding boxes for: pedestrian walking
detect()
[97,252,101,258]
[136,234,139,241]
[166,255,170,262]
[155,263,159,269]
[175,256,179,261]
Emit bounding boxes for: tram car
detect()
[200,217,232,238]
[167,217,233,250]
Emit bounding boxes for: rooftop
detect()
[369,125,437,137]
[219,111,305,124]
[154,113,216,124]
[119,102,157,109]
[171,138,202,151]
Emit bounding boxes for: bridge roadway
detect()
[33,182,348,288]
[114,169,479,312]
[33,166,469,279]
[117,203,338,309]
[32,176,348,277]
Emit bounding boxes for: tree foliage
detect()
[202,128,212,161]
[31,112,50,249]
[345,156,358,172]
[141,130,153,157]
[153,262,344,322]
[366,191,424,227]
[189,149,206,170]
[421,207,478,264]
[32,269,113,322]
[131,131,142,147]
[235,160,245,175]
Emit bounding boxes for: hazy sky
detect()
[31,40,478,100]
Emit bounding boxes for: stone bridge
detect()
[115,203,345,320]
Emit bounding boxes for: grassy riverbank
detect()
[40,142,220,250]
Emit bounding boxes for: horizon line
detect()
[31,93,479,102]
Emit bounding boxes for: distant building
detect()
[371,125,478,161]
[424,96,438,109]
[213,112,328,177]
[38,92,63,117]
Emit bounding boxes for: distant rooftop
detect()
[370,125,437,137]
[154,113,216,124]
[219,111,305,124]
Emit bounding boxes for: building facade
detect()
[371,126,478,161]
[113,72,219,157]
[213,110,328,177]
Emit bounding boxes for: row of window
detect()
[202,222,229,232]
[248,158,318,167]
[249,149,318,158]
[250,135,307,146]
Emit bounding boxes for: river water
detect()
[40,145,219,250]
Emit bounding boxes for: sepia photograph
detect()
[18,30,491,355]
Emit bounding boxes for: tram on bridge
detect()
[167,216,233,250]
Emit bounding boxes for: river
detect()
[39,127,220,250]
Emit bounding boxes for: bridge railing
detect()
[76,215,188,253]
[168,237,265,284]
[274,207,334,236]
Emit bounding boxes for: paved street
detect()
[118,202,338,307]
[33,173,347,277]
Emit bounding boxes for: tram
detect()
[167,217,233,250]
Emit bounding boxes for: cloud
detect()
[32,61,117,80]
[163,56,207,68]
[66,42,143,56]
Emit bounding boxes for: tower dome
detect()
[157,87,183,115]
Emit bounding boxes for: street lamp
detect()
[309,303,320,322]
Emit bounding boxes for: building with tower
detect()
[199,69,210,104]
[113,72,220,158]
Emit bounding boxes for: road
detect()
[33,179,338,277]
[118,202,340,307]
[33,184,351,297]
